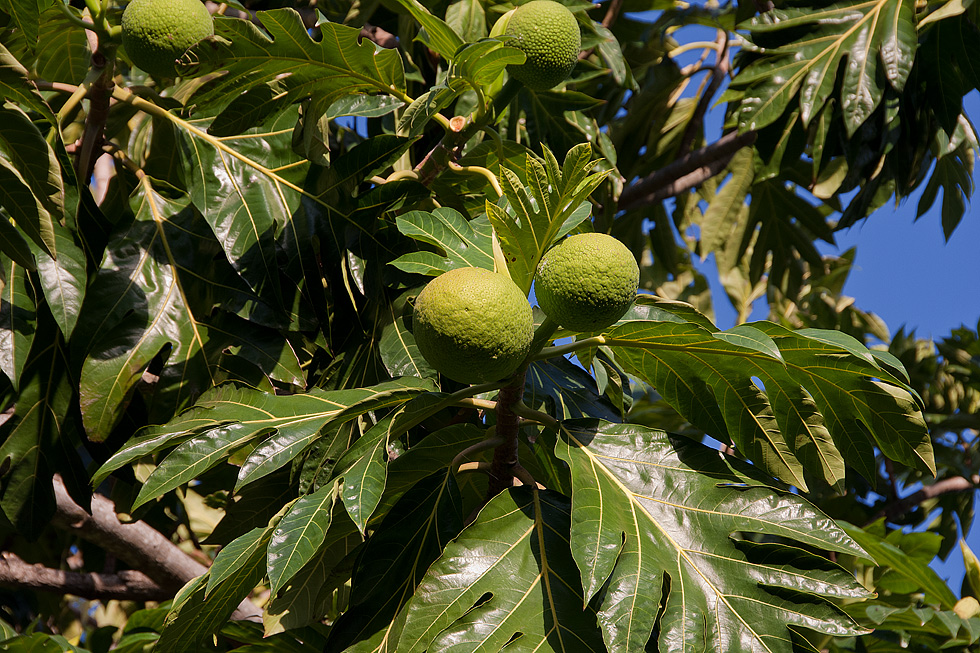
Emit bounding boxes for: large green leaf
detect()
[73,182,214,441]
[0,258,36,389]
[264,528,361,635]
[556,420,873,652]
[188,9,406,135]
[0,105,59,259]
[157,559,265,652]
[267,482,338,595]
[0,327,71,539]
[733,0,916,134]
[31,221,86,340]
[398,487,607,652]
[390,0,464,61]
[178,108,308,310]
[599,298,932,488]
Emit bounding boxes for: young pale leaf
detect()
[486,145,607,293]
[391,209,494,275]
[188,10,405,134]
[557,420,873,652]
[399,487,606,652]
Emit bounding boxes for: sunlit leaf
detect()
[557,420,873,652]
[399,486,607,652]
[189,10,405,134]
[733,0,916,134]
[390,209,494,275]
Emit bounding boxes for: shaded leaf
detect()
[733,0,916,134]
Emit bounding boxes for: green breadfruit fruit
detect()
[535,233,639,333]
[413,267,534,384]
[505,0,581,90]
[122,0,213,78]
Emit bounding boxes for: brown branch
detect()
[872,475,980,523]
[0,552,172,602]
[51,476,262,621]
[618,129,757,212]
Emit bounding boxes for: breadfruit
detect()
[505,1,581,90]
[122,0,213,77]
[413,267,534,384]
[534,233,639,332]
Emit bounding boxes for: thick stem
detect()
[75,46,115,185]
[485,371,527,498]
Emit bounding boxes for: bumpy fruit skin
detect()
[122,0,213,77]
[505,1,581,90]
[413,267,534,384]
[535,233,639,332]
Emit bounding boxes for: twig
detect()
[451,435,506,471]
[618,130,757,211]
[510,402,561,431]
[51,476,262,621]
[0,551,172,602]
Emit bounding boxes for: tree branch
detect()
[51,476,262,621]
[872,475,980,523]
[618,130,757,212]
[0,552,172,602]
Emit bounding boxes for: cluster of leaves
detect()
[0,0,978,651]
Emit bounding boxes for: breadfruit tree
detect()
[0,0,979,651]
